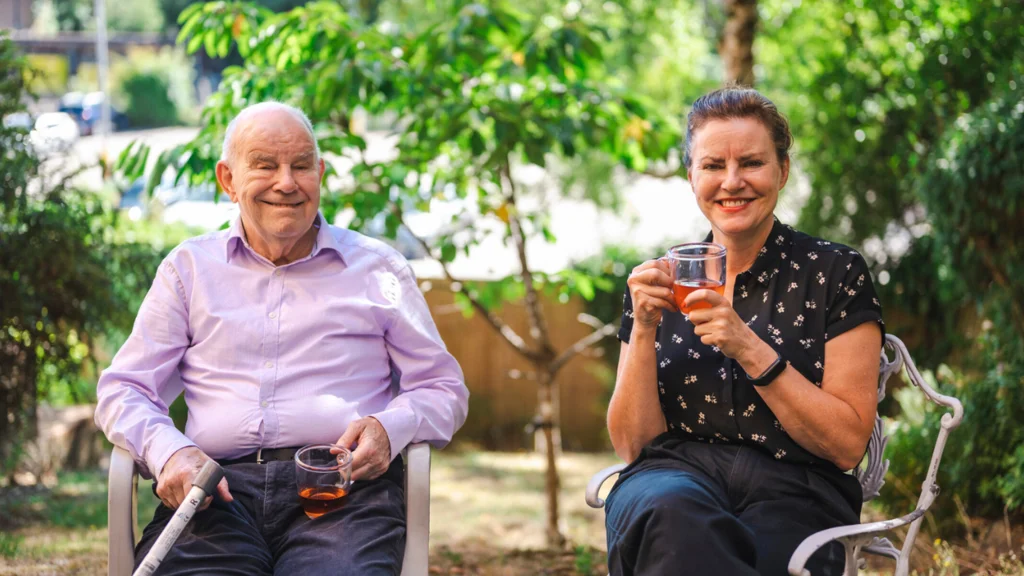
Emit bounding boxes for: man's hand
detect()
[157,446,233,511]
[336,417,392,481]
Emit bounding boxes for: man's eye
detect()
[745,161,765,167]
[703,164,722,170]
[258,164,274,170]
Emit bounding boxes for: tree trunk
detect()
[537,370,565,548]
[719,0,758,86]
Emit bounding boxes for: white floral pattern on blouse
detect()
[619,219,884,470]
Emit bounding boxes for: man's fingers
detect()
[199,495,213,511]
[349,438,375,471]
[336,420,365,452]
[216,477,233,502]
[351,458,387,482]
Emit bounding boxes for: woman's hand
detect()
[685,289,763,362]
[627,259,678,332]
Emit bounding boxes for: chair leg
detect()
[400,443,431,576]
[108,446,138,576]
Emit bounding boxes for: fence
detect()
[422,279,614,452]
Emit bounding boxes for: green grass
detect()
[0,534,23,559]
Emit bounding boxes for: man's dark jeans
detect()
[605,436,861,576]
[135,457,405,575]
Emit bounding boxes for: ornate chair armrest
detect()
[401,442,431,576]
[787,508,926,576]
[585,463,627,509]
[108,446,139,576]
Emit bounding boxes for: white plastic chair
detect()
[107,442,432,576]
[585,334,965,576]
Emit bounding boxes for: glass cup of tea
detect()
[295,444,353,519]
[665,242,727,315]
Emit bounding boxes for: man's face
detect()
[217,109,325,248]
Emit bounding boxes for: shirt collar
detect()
[703,217,793,285]
[225,212,345,265]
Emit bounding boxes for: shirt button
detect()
[274,270,282,276]
[265,361,273,368]
[261,401,269,408]
[269,312,277,319]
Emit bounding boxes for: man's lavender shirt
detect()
[95,215,469,478]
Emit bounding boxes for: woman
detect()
[605,87,884,576]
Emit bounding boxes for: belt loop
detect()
[256,447,263,464]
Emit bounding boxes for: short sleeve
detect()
[825,251,885,344]
[618,288,635,343]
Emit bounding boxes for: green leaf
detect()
[440,242,457,263]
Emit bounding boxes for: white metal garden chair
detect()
[585,334,964,576]
[107,442,431,576]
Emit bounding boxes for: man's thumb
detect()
[217,476,233,502]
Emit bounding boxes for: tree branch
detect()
[389,204,543,364]
[548,322,618,375]
[502,161,557,361]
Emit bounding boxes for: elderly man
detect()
[95,102,469,575]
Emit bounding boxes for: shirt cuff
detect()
[370,406,418,463]
[144,427,197,480]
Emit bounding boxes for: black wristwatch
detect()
[747,351,787,387]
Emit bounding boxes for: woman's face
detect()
[687,117,789,240]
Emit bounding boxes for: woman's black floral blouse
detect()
[618,219,885,472]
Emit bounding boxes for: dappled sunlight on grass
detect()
[3,452,1018,575]
[430,450,620,552]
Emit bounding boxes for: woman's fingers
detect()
[629,263,673,288]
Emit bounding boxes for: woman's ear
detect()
[779,157,790,190]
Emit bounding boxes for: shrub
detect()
[876,83,1024,534]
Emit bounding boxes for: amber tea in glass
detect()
[295,444,353,519]
[666,242,727,314]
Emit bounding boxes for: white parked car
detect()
[29,112,80,156]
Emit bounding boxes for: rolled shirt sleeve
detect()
[94,259,196,478]
[371,264,469,461]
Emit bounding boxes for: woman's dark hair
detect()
[683,87,793,168]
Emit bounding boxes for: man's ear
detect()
[215,160,237,203]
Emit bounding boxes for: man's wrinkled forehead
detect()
[232,113,317,162]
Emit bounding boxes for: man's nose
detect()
[274,166,298,193]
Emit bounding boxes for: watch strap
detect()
[747,351,786,387]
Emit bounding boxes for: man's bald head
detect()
[221,102,320,166]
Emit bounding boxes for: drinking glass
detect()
[295,444,353,519]
[665,242,727,314]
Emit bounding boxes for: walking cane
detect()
[132,460,225,576]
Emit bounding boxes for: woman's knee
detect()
[607,469,726,532]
